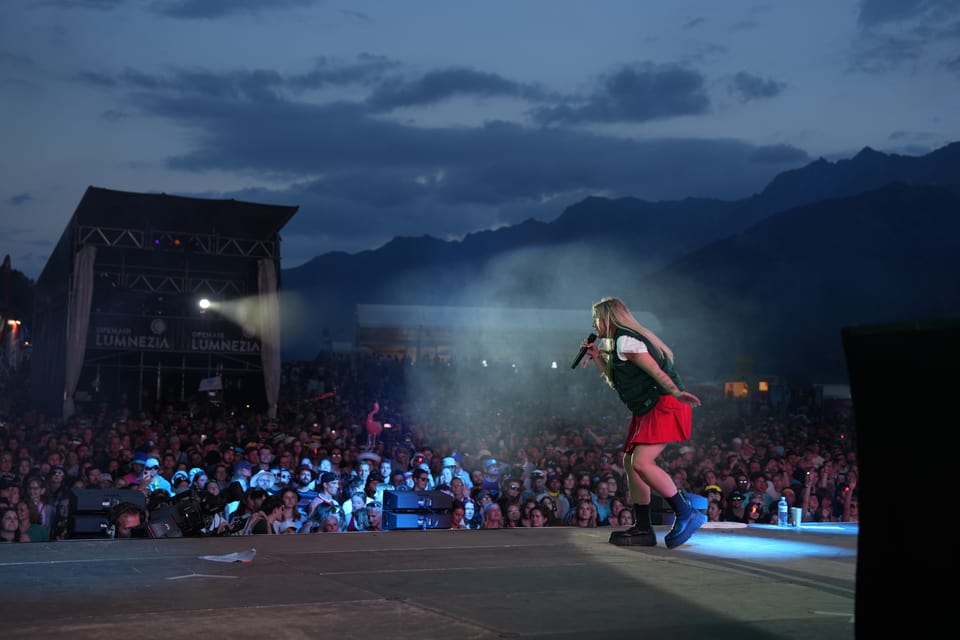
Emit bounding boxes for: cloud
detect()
[8,193,32,206]
[749,145,809,165]
[291,54,400,91]
[36,0,127,10]
[943,54,960,74]
[36,0,327,18]
[170,123,807,271]
[727,72,786,102]
[64,59,805,270]
[338,9,372,23]
[856,0,957,27]
[849,33,927,73]
[0,50,34,70]
[531,63,710,125]
[153,0,325,20]
[366,67,545,111]
[76,55,398,100]
[852,0,960,72]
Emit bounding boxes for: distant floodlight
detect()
[198,298,211,310]
[551,361,558,369]
[482,359,488,367]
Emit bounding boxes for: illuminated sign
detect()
[88,314,261,354]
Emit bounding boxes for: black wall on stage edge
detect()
[842,317,959,639]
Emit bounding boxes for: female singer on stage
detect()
[579,296,705,549]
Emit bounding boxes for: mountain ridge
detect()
[280,142,960,382]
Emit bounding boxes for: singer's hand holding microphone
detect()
[571,333,598,369]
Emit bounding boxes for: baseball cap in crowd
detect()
[172,470,189,483]
[144,458,160,470]
[704,484,723,495]
[318,471,338,485]
[441,457,457,468]
[531,469,545,478]
[547,472,562,482]
[132,452,149,466]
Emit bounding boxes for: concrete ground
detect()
[0,521,858,640]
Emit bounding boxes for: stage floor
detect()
[0,522,858,640]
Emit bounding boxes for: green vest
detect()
[609,327,684,416]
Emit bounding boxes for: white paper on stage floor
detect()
[198,548,256,563]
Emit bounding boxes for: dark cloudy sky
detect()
[2,0,958,279]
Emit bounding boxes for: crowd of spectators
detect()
[0,351,858,543]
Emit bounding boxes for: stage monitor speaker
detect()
[383,490,453,512]
[842,317,960,640]
[70,488,146,514]
[384,511,453,530]
[68,513,111,538]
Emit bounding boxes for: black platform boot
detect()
[609,504,656,546]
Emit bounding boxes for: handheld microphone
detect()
[571,333,598,369]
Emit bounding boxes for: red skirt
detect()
[622,394,692,454]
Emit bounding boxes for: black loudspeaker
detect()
[67,513,112,538]
[842,317,959,640]
[68,489,147,539]
[384,512,453,530]
[70,489,146,513]
[383,490,453,511]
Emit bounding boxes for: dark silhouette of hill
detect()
[635,182,960,382]
[280,142,960,381]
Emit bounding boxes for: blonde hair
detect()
[591,297,673,387]
[574,499,598,527]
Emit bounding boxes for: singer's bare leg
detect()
[611,443,673,546]
[627,443,675,498]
